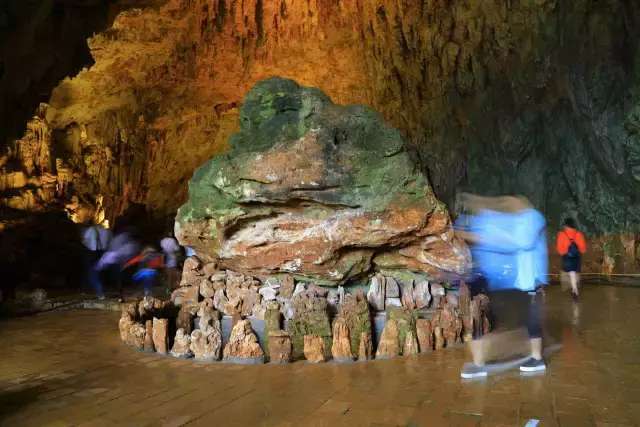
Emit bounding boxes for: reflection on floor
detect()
[0,285,638,426]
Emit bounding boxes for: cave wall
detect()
[3,0,640,277]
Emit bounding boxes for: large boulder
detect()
[175,78,469,284]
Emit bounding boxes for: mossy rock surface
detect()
[387,306,418,353]
[176,77,468,283]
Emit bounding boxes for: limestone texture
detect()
[190,327,222,362]
[303,335,326,363]
[358,332,373,362]
[338,293,372,357]
[143,320,154,352]
[176,77,469,283]
[387,307,417,354]
[331,318,353,362]
[286,291,332,360]
[152,318,169,355]
[416,319,433,353]
[403,331,419,356]
[376,319,400,359]
[170,328,193,358]
[127,323,146,351]
[223,320,264,364]
[268,330,292,364]
[5,0,640,296]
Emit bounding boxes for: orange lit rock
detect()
[176,78,469,283]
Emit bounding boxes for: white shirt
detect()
[160,237,180,268]
[82,225,112,251]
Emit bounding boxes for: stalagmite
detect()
[403,331,419,356]
[358,332,373,361]
[223,320,264,364]
[268,330,292,364]
[303,335,326,363]
[143,320,154,352]
[376,319,400,359]
[171,329,193,358]
[416,319,433,353]
[152,318,169,354]
[331,318,353,362]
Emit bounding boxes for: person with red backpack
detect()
[124,246,164,297]
[556,218,587,300]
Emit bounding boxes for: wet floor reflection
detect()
[0,284,638,426]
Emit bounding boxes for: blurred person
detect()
[81,223,111,300]
[556,217,586,301]
[124,246,164,297]
[160,236,181,292]
[456,194,548,378]
[97,228,140,302]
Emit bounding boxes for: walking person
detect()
[556,218,587,301]
[97,228,140,302]
[456,194,548,378]
[160,236,181,293]
[124,247,164,297]
[81,223,111,300]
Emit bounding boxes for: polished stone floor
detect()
[0,285,638,427]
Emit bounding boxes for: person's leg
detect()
[461,280,490,378]
[521,290,546,372]
[143,272,155,296]
[86,251,104,298]
[569,271,578,296]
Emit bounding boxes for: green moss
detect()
[387,306,417,354]
[176,77,442,281]
[339,297,372,356]
[287,314,332,360]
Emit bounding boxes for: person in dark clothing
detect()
[556,218,587,301]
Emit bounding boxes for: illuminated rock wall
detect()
[3,0,640,275]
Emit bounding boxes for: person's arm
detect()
[124,254,144,268]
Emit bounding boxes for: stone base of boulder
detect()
[117,269,491,367]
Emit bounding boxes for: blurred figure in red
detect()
[124,247,164,297]
[556,218,587,301]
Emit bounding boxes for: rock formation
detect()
[287,291,332,360]
[263,301,282,360]
[144,320,155,352]
[152,317,169,355]
[358,332,373,362]
[170,329,193,358]
[190,327,222,362]
[416,319,433,353]
[413,281,431,310]
[126,323,146,351]
[3,0,640,299]
[376,319,400,359]
[331,319,353,362]
[176,78,470,283]
[338,292,372,357]
[176,303,196,335]
[268,330,292,364]
[303,335,326,363]
[223,320,264,364]
[387,307,416,355]
[403,331,419,356]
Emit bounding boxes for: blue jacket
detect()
[457,208,548,291]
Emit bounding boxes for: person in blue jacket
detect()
[456,194,548,378]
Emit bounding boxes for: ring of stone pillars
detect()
[118,259,491,364]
